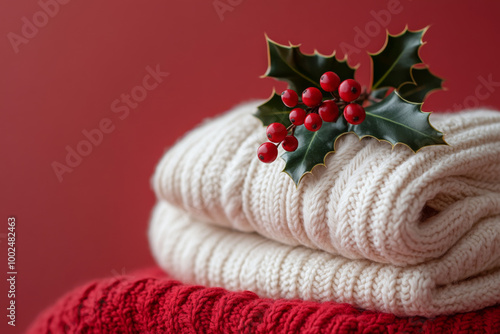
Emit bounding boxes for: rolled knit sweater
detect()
[152,102,500,266]
[27,103,500,332]
[27,267,500,333]
[150,102,500,317]
[150,200,500,317]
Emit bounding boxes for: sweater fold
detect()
[149,200,500,317]
[153,102,500,266]
[150,101,500,317]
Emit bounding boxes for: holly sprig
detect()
[255,27,447,185]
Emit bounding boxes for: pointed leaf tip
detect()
[282,117,348,185]
[370,29,426,90]
[349,91,447,152]
[264,36,356,98]
[254,92,295,127]
[398,67,444,103]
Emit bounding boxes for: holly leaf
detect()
[282,117,348,185]
[398,67,444,103]
[263,35,356,98]
[348,91,447,151]
[370,87,391,100]
[370,27,426,90]
[258,28,447,187]
[254,92,295,127]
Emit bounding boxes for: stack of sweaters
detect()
[29,102,500,333]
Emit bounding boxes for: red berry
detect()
[304,113,322,132]
[257,142,278,163]
[281,89,298,107]
[282,135,298,152]
[289,108,306,125]
[320,71,340,92]
[344,103,366,125]
[302,87,323,107]
[339,79,361,102]
[318,100,339,122]
[266,122,287,143]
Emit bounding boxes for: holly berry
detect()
[282,135,298,152]
[339,79,361,102]
[266,122,287,143]
[344,103,366,125]
[257,142,278,163]
[289,108,306,125]
[304,113,322,131]
[318,100,339,122]
[281,89,299,107]
[302,87,323,107]
[320,71,340,92]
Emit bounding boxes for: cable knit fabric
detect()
[27,267,500,334]
[152,101,500,266]
[27,102,500,332]
[149,201,500,317]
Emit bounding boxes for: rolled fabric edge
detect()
[151,101,500,266]
[149,200,500,317]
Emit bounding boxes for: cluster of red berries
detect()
[257,72,365,163]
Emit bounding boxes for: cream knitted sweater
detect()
[149,201,500,317]
[150,101,500,316]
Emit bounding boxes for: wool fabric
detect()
[27,267,500,334]
[152,102,500,266]
[149,200,500,317]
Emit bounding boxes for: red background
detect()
[1,0,500,332]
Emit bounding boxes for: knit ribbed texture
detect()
[27,103,500,331]
[152,102,500,266]
[149,201,500,317]
[27,267,500,334]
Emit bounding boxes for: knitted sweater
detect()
[152,102,500,266]
[150,200,500,317]
[27,102,500,332]
[150,102,500,317]
[27,267,500,333]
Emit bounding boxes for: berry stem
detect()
[286,123,297,136]
[330,91,341,101]
[355,90,370,104]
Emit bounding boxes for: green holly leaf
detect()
[263,35,356,98]
[370,87,391,101]
[255,91,300,127]
[282,117,348,185]
[348,91,447,151]
[398,67,444,103]
[370,27,426,90]
[257,28,448,187]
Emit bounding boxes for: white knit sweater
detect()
[152,102,500,266]
[149,101,500,316]
[149,201,500,317]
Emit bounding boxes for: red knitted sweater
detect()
[27,267,500,333]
